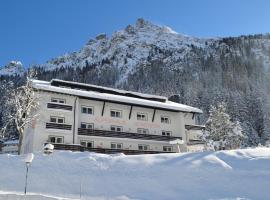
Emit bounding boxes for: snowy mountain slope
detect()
[0,61,24,76]
[0,148,270,200]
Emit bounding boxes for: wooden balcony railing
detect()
[50,143,175,155]
[78,128,182,142]
[47,103,73,111]
[46,123,72,130]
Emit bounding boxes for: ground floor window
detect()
[80,140,94,148]
[48,136,64,144]
[81,122,94,129]
[111,142,123,149]
[138,144,149,151]
[163,146,173,152]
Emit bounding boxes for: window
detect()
[48,136,63,144]
[137,113,148,121]
[163,146,173,152]
[81,123,94,129]
[110,110,122,118]
[162,131,172,136]
[138,144,149,151]
[51,98,66,104]
[81,106,93,115]
[111,125,123,132]
[111,143,123,149]
[50,116,65,124]
[161,116,170,124]
[137,128,149,134]
[80,140,94,148]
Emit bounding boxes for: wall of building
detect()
[23,90,201,153]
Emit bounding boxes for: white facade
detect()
[22,79,205,154]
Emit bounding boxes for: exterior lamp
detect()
[169,139,185,153]
[24,153,34,195]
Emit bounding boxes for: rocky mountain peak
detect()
[0,61,25,76]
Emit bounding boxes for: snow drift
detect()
[0,148,270,200]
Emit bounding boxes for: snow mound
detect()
[0,148,270,200]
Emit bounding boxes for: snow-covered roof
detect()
[32,79,203,113]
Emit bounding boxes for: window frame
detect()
[48,136,64,144]
[137,112,148,121]
[80,140,94,148]
[111,142,123,149]
[110,109,122,118]
[81,122,94,130]
[50,116,65,124]
[163,146,173,152]
[138,144,149,151]
[161,116,171,124]
[110,125,123,132]
[51,98,66,104]
[137,128,149,134]
[81,106,94,115]
[162,130,172,136]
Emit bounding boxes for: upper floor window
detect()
[162,131,172,136]
[80,140,94,148]
[51,98,66,104]
[111,142,123,149]
[137,128,149,134]
[138,144,149,151]
[137,112,148,121]
[81,106,94,115]
[110,110,122,118]
[50,116,65,124]
[48,136,64,144]
[161,116,170,124]
[163,146,173,152]
[81,123,94,129]
[111,125,123,132]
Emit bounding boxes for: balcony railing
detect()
[78,128,182,142]
[47,103,72,111]
[187,140,205,145]
[185,124,205,130]
[50,143,175,155]
[46,123,72,130]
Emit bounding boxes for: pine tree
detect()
[205,102,245,150]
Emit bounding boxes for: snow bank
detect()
[0,148,270,200]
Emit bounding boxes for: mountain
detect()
[1,18,270,145]
[0,61,24,76]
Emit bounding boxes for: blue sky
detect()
[1,0,270,67]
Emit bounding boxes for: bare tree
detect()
[2,71,39,154]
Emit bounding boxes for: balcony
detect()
[46,123,72,130]
[50,143,175,155]
[185,124,205,130]
[187,139,205,145]
[47,103,72,111]
[78,128,182,142]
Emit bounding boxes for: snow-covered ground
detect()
[0,148,270,200]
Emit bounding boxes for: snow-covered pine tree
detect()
[2,71,39,154]
[205,102,245,150]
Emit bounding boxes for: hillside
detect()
[1,18,270,145]
[0,148,270,200]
